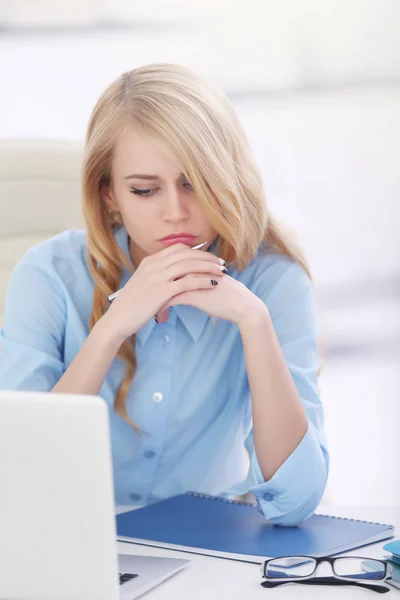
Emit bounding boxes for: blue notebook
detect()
[116,492,394,563]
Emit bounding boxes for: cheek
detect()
[194,205,215,232]
[119,191,155,220]
[117,197,154,234]
[192,200,208,220]
[124,207,154,233]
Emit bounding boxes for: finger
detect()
[166,259,227,282]
[156,241,208,258]
[166,293,191,308]
[172,276,220,295]
[156,307,169,323]
[155,274,214,322]
[156,246,224,270]
[141,243,195,272]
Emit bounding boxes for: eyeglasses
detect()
[261,555,392,594]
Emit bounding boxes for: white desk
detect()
[116,505,400,599]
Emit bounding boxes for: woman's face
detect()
[102,125,217,267]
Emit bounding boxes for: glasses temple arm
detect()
[261,576,390,594]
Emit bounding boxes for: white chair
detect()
[0,138,84,325]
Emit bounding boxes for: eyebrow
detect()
[124,173,187,181]
[124,174,161,180]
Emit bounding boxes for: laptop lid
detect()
[0,391,120,600]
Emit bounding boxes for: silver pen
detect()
[107,241,208,303]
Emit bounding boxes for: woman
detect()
[0,64,328,525]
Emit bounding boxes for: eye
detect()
[130,187,156,196]
[183,181,193,190]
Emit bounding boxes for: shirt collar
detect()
[135,306,210,347]
[174,305,209,343]
[113,226,217,346]
[135,318,156,347]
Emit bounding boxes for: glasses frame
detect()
[261,555,391,585]
[261,576,391,594]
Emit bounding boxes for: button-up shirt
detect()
[0,226,329,525]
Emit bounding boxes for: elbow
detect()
[269,486,326,527]
[257,449,330,527]
[251,424,330,526]
[269,461,329,527]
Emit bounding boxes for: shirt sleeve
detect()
[242,261,329,526]
[0,253,66,391]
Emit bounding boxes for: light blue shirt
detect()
[0,226,329,525]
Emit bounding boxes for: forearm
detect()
[52,316,124,396]
[238,307,308,481]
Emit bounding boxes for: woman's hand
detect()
[102,243,226,341]
[159,272,268,327]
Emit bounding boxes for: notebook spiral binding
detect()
[188,491,256,507]
[315,513,393,529]
[187,492,393,528]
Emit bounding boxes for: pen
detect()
[107,241,208,303]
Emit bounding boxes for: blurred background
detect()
[0,0,399,508]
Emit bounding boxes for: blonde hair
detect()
[82,63,319,431]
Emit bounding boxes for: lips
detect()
[160,234,196,241]
[159,234,197,247]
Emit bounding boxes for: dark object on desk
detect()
[119,573,139,585]
[261,554,391,594]
[261,576,390,593]
[116,492,394,563]
[262,554,389,580]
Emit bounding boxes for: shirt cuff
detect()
[249,422,328,526]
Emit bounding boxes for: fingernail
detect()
[218,258,226,266]
[211,279,218,286]
[221,267,228,274]
[154,316,159,323]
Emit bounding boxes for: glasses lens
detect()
[265,557,316,579]
[334,558,386,581]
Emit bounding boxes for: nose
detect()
[162,186,189,223]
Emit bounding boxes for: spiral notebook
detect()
[116,492,394,563]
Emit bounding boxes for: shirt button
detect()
[263,492,275,502]
[129,493,142,502]
[152,392,163,403]
[144,450,156,459]
[161,335,170,345]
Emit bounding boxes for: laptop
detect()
[0,390,189,599]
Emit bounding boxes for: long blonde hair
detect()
[82,63,317,430]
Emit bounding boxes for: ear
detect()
[100,183,119,213]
